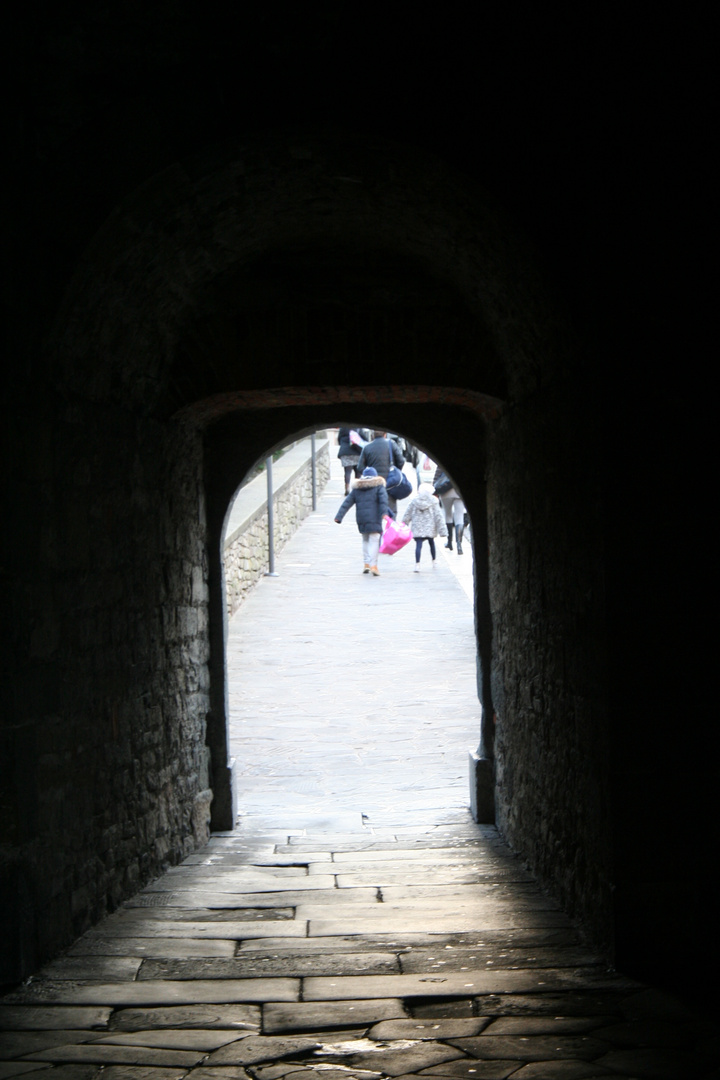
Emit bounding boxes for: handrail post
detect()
[311,433,317,510]
[264,456,278,577]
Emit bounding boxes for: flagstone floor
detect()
[1,460,716,1078]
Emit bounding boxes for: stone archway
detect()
[194,388,502,833]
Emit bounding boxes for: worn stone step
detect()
[67,937,238,958]
[93,906,295,923]
[238,930,581,953]
[0,1006,113,1032]
[21,1041,206,1067]
[109,1003,261,1031]
[399,946,604,973]
[132,875,337,898]
[262,1000,407,1035]
[308,913,572,936]
[302,969,641,1001]
[125,888,377,909]
[94,1027,247,1050]
[5,979,300,1007]
[136,954,401,980]
[74,920,308,940]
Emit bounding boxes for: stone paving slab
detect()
[188,1068,253,1080]
[90,907,295,924]
[333,871,533,886]
[447,1034,610,1061]
[74,921,308,940]
[302,970,641,1001]
[0,1031,101,1058]
[204,1035,323,1066]
[314,1040,466,1076]
[369,1019,491,1039]
[468,992,631,1017]
[23,1044,204,1067]
[378,885,561,905]
[185,853,333,866]
[158,867,312,884]
[297,894,565,917]
[67,937,238,958]
[399,946,603,973]
[0,1064,57,1079]
[414,1061,523,1078]
[126,889,377,910]
[238,929,580,952]
[0,1067,100,1079]
[276,840,485,853]
[95,1028,245,1050]
[34,958,143,982]
[0,1008,111,1032]
[262,1068,383,1080]
[109,1005,261,1031]
[261,1001,407,1035]
[483,1017,612,1036]
[138,954,401,980]
[134,875,337,896]
[329,848,518,863]
[496,1066,609,1080]
[308,913,572,935]
[6,981,299,1007]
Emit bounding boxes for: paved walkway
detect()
[0,458,716,1078]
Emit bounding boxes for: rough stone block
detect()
[262,1000,407,1035]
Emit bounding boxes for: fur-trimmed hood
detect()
[353,475,386,490]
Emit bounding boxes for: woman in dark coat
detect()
[334,467,389,576]
[336,427,364,494]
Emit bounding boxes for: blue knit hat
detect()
[362,467,378,477]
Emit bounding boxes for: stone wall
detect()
[224,443,330,618]
[487,380,610,951]
[2,408,214,984]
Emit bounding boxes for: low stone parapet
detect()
[224,440,330,618]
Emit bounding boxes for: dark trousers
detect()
[415,537,436,562]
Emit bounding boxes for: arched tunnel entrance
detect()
[200,392,501,839]
[219,422,483,836]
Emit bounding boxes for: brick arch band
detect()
[177,385,504,428]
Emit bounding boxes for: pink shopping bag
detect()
[379,516,412,555]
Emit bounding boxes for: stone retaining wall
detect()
[224,442,330,617]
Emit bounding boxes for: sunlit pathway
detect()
[227,455,480,833]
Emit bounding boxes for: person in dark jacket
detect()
[356,432,406,514]
[334,466,389,576]
[336,427,364,493]
[356,431,405,478]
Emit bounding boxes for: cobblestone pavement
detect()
[1,462,716,1077]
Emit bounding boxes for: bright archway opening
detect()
[220,425,481,834]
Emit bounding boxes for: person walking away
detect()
[434,466,467,553]
[402,483,447,571]
[357,432,405,514]
[336,427,364,494]
[334,467,389,576]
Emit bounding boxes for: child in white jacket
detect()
[402,484,447,570]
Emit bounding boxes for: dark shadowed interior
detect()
[2,6,711,1009]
